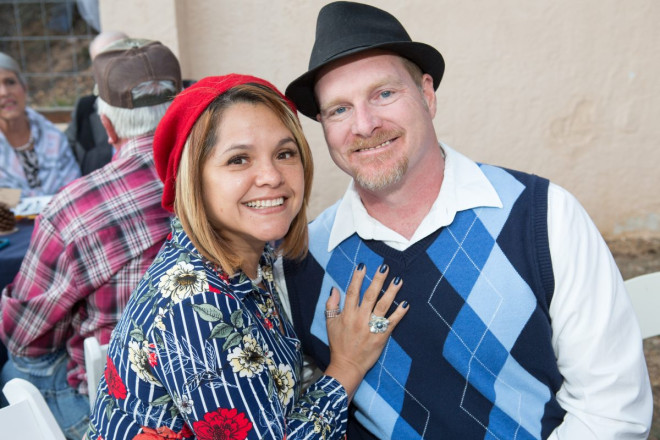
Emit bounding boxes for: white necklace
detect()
[13,132,34,152]
[248,265,263,285]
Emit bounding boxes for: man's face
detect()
[314,51,437,193]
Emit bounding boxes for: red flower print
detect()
[147,343,158,367]
[193,407,253,440]
[132,426,183,439]
[209,282,236,300]
[104,356,127,400]
[263,318,274,331]
[179,423,193,439]
[148,351,158,367]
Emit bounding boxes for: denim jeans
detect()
[1,351,90,440]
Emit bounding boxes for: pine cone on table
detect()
[0,203,16,232]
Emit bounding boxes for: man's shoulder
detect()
[121,134,156,157]
[39,157,161,229]
[35,173,102,232]
[477,163,550,192]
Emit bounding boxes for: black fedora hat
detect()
[286,1,445,119]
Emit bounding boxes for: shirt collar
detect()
[327,143,502,251]
[169,217,275,302]
[113,134,154,161]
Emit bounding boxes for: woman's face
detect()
[202,101,305,253]
[0,68,26,122]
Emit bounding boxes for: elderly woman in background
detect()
[0,52,80,196]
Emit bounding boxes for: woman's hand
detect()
[323,263,408,400]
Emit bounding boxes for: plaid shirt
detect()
[0,134,171,392]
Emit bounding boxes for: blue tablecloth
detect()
[0,220,35,290]
[0,220,34,381]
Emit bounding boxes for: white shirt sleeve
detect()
[273,256,293,322]
[546,183,652,439]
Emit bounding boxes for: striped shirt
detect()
[0,134,171,392]
[87,218,348,440]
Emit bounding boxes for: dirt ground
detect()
[608,237,660,438]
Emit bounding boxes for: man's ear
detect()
[421,73,437,118]
[99,114,119,145]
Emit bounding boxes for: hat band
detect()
[131,91,176,108]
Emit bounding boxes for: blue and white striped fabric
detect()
[88,217,348,440]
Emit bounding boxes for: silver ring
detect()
[325,308,341,319]
[368,313,390,334]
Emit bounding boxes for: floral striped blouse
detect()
[87,218,348,440]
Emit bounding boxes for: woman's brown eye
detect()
[228,156,248,165]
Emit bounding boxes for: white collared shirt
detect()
[277,143,652,438]
[327,144,501,251]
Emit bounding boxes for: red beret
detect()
[153,74,297,213]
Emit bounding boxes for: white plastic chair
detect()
[625,271,660,339]
[84,336,108,410]
[0,378,66,439]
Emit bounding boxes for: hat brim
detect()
[285,41,444,120]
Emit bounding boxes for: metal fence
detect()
[0,0,98,112]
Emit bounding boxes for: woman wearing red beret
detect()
[86,74,408,440]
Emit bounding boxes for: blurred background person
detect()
[0,52,80,196]
[0,38,180,439]
[66,30,128,176]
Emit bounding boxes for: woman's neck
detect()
[234,242,266,280]
[2,113,31,147]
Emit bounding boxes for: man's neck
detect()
[357,148,445,240]
[112,138,130,153]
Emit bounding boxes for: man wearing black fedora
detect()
[279,2,651,439]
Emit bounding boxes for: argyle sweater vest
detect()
[285,165,566,440]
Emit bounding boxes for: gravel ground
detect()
[608,237,660,439]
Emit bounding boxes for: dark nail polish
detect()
[379,263,388,273]
[402,301,409,308]
[393,276,401,285]
[357,262,365,271]
[329,287,334,297]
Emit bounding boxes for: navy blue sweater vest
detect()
[285,165,565,439]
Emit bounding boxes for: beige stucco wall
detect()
[100,0,660,239]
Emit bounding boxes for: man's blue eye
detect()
[380,90,392,98]
[334,107,346,115]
